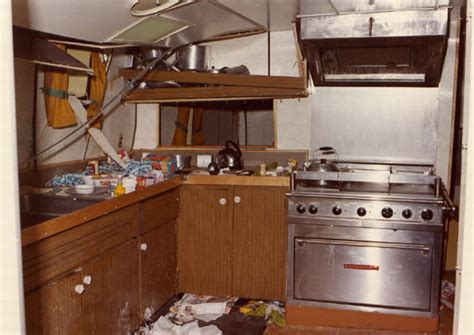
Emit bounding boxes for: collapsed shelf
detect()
[119,69,308,102]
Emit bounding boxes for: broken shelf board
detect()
[119,69,307,90]
[123,86,307,103]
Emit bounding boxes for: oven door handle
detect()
[295,238,431,252]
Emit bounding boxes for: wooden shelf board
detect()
[119,69,306,90]
[123,86,307,103]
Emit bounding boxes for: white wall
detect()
[0,0,25,332]
[133,104,159,149]
[454,1,474,333]
[310,87,439,164]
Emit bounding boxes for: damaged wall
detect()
[14,50,137,167]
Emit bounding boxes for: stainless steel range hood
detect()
[298,1,450,87]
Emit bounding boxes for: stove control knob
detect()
[332,206,342,216]
[421,209,434,221]
[402,209,412,219]
[381,207,393,219]
[357,207,367,217]
[308,204,318,215]
[296,203,306,214]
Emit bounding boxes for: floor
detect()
[148,272,455,335]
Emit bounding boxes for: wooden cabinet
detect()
[140,188,180,320]
[24,269,83,334]
[231,186,287,301]
[82,239,140,334]
[23,205,141,335]
[23,187,182,334]
[24,239,140,335]
[178,186,233,297]
[178,185,287,301]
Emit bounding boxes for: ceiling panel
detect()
[12,0,140,43]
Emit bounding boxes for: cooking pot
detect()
[302,147,339,188]
[176,45,210,71]
[216,141,243,170]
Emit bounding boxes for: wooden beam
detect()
[119,69,306,90]
[123,86,307,103]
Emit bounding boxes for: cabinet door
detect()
[82,239,140,334]
[140,218,177,320]
[178,185,233,297]
[232,186,287,301]
[25,269,83,335]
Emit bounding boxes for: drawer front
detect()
[142,189,179,232]
[294,238,433,310]
[23,204,140,291]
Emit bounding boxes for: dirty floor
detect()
[148,272,455,335]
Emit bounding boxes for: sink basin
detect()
[20,192,107,229]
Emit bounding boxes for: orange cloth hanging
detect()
[42,45,77,128]
[87,52,107,129]
[192,107,205,145]
[172,106,191,145]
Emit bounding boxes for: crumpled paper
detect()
[148,317,222,335]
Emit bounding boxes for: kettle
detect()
[216,141,243,170]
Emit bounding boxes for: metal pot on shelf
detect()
[176,44,210,72]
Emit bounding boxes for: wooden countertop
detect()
[21,174,289,246]
[183,174,290,187]
[21,177,182,247]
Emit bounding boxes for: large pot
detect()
[302,147,339,188]
[176,45,210,71]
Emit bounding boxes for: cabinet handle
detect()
[82,275,92,286]
[74,284,85,295]
[234,196,241,204]
[219,198,227,205]
[140,243,148,251]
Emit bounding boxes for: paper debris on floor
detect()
[147,317,222,335]
[141,294,238,335]
[171,294,237,317]
[440,279,455,309]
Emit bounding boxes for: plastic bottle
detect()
[114,175,126,198]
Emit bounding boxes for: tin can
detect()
[88,160,99,176]
[136,176,146,190]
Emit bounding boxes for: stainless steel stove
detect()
[287,162,456,318]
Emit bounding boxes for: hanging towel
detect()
[87,52,107,129]
[42,44,77,128]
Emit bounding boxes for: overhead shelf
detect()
[119,69,308,102]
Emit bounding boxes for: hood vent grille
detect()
[298,7,449,87]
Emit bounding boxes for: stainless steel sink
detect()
[20,192,107,229]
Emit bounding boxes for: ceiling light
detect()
[130,0,181,17]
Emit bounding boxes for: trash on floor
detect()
[239,300,286,327]
[440,279,455,309]
[138,294,238,335]
[146,317,222,335]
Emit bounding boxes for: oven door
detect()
[294,238,433,310]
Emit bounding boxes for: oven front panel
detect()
[294,237,433,310]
